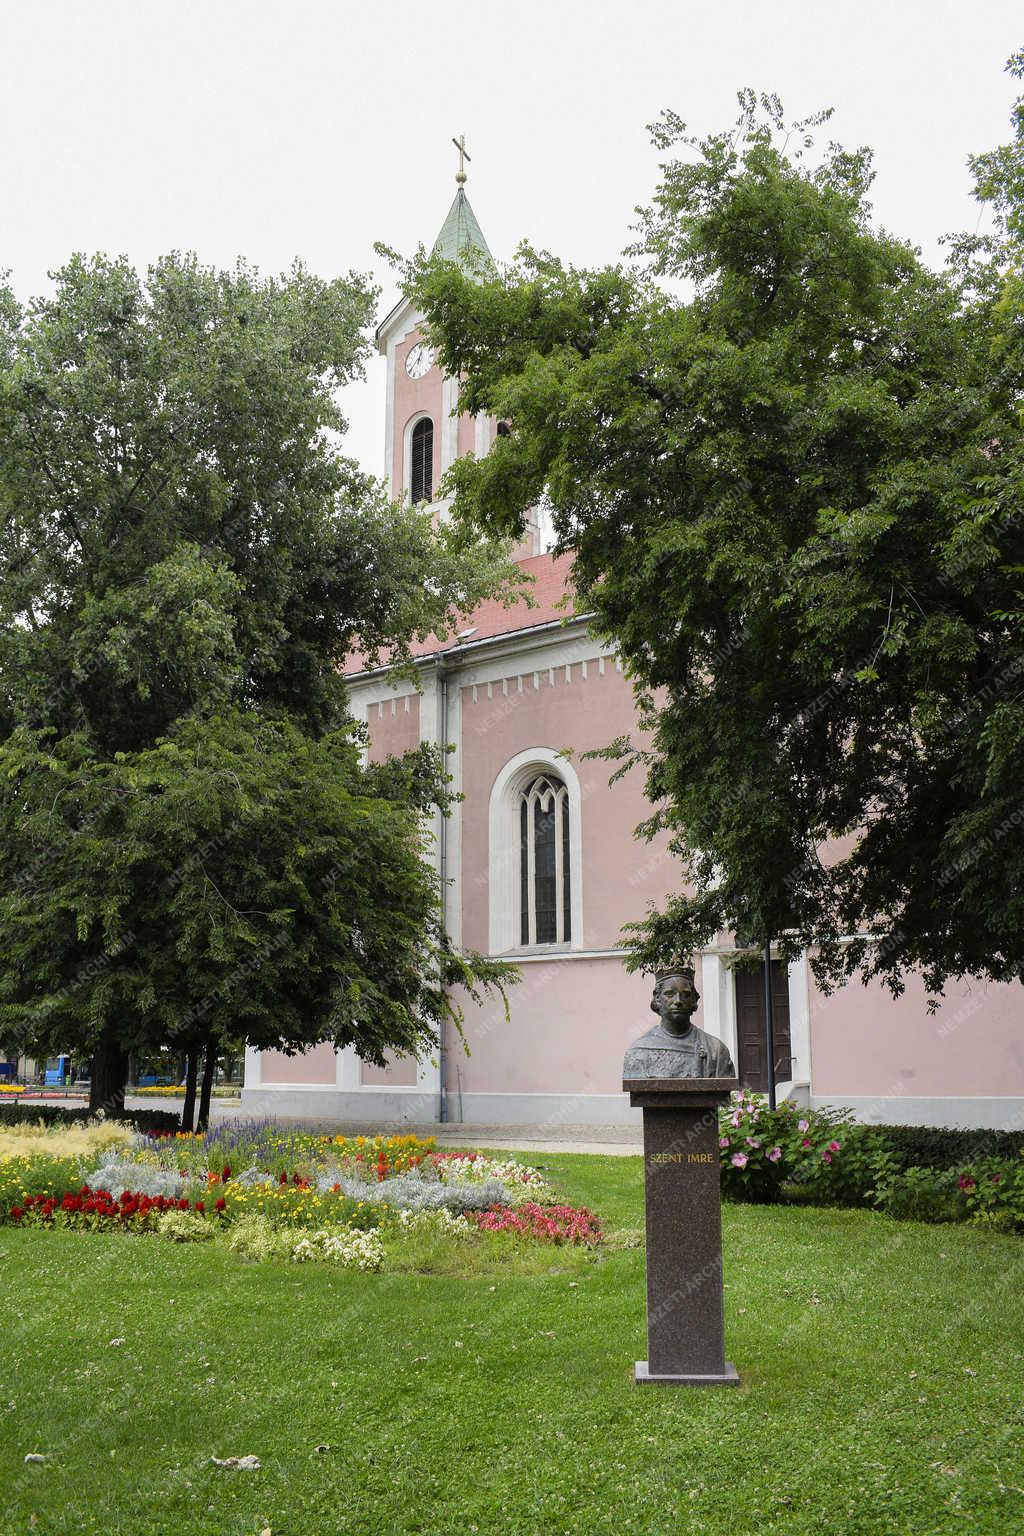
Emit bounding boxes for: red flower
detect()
[194,1201,205,1214]
[279,1172,288,1185]
[215,1197,226,1212]
[222,1165,231,1182]
[9,1205,24,1220]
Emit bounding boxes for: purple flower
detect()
[719,1136,730,1149]
[798,1119,809,1133]
[822,1151,833,1164]
[746,1137,762,1149]
[828,1140,841,1153]
[731,1152,748,1169]
[767,1146,782,1163]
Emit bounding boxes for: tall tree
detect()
[409,76,1024,1000]
[0,254,517,1116]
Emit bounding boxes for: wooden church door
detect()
[733,960,793,1090]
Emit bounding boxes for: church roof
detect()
[344,550,581,676]
[376,185,493,347]
[431,187,493,267]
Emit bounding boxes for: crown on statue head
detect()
[653,961,696,984]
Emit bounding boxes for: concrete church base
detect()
[241,1086,644,1128]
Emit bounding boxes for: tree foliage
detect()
[0,254,517,1099]
[2,712,503,1071]
[409,69,1024,998]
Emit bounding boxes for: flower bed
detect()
[10,1186,217,1229]
[0,1118,602,1267]
[470,1202,602,1245]
[131,1085,241,1097]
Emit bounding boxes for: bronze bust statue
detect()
[623,964,736,1080]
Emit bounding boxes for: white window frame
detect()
[488,747,584,955]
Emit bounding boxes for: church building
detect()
[243,170,1024,1132]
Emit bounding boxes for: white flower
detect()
[290,1228,384,1271]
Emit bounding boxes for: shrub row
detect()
[719,1094,1024,1231]
[0,1104,180,1133]
[879,1123,1024,1172]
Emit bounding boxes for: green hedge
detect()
[880,1123,1024,1172]
[0,1104,180,1133]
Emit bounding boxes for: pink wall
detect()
[366,693,420,763]
[450,957,701,1095]
[459,661,684,954]
[361,1052,418,1087]
[261,1042,336,1085]
[809,965,1024,1097]
[391,329,493,501]
[451,658,696,1097]
[392,331,441,500]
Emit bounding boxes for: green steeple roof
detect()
[431,187,493,268]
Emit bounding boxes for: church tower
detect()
[375,143,540,556]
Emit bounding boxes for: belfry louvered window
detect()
[519,774,571,945]
[410,417,433,504]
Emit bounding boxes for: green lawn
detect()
[2,1151,1023,1535]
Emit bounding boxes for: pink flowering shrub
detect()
[950,1153,1024,1231]
[718,1092,896,1206]
[469,1202,602,1246]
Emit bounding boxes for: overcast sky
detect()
[2,2,1021,478]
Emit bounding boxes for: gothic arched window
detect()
[519,774,571,946]
[410,417,433,504]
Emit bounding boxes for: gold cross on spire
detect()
[452,134,471,185]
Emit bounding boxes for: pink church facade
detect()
[243,187,1024,1132]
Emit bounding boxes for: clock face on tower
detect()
[405,342,434,379]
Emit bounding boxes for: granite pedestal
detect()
[624,1076,740,1387]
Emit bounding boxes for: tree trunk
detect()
[180,1049,200,1132]
[89,1034,128,1119]
[197,1042,217,1133]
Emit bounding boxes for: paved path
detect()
[393,1125,641,1156]
[13,1095,643,1155]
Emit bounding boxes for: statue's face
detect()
[654,972,698,1028]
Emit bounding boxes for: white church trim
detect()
[379,301,420,488]
[441,372,460,475]
[487,746,585,956]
